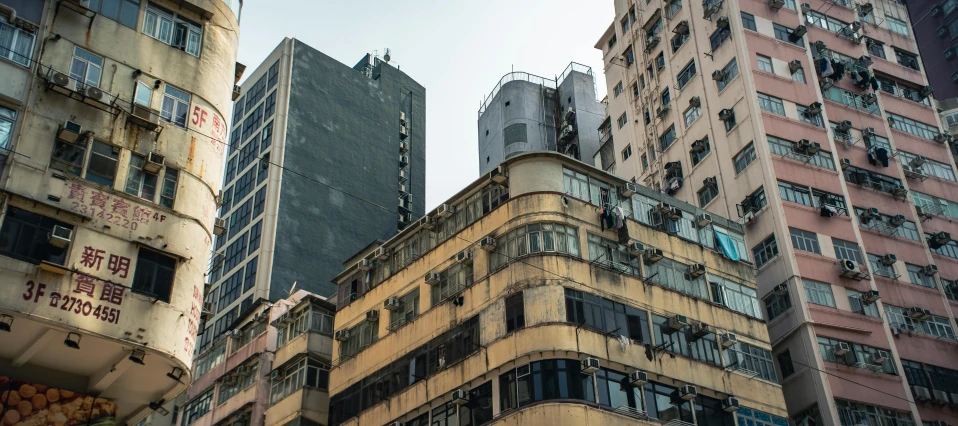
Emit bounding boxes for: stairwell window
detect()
[752,234,779,268]
[160,85,191,128]
[160,168,178,208]
[741,12,757,31]
[676,60,696,89]
[143,4,203,57]
[125,154,158,201]
[733,143,756,174]
[617,112,628,129]
[757,55,773,73]
[132,247,176,302]
[0,16,36,67]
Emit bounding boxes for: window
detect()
[709,275,762,318]
[886,16,909,36]
[767,135,835,169]
[899,151,956,181]
[143,4,203,56]
[741,12,757,31]
[724,109,737,132]
[499,359,597,412]
[0,106,13,152]
[431,262,473,306]
[617,112,628,129]
[565,289,649,342]
[764,284,792,320]
[716,58,739,91]
[774,23,803,45]
[778,181,813,207]
[631,82,639,98]
[698,184,718,207]
[823,87,879,114]
[218,361,258,405]
[676,60,696,89]
[645,257,710,300]
[88,0,140,28]
[833,239,864,264]
[659,125,676,151]
[459,381,493,426]
[490,223,579,270]
[228,199,252,239]
[777,351,795,378]
[70,47,104,90]
[661,88,671,106]
[389,288,420,330]
[505,292,525,332]
[263,91,277,118]
[625,47,635,66]
[753,234,779,268]
[252,186,267,218]
[906,264,936,288]
[247,220,262,254]
[710,27,731,51]
[672,32,689,52]
[803,279,835,306]
[160,85,191,127]
[733,143,756,174]
[790,228,821,254]
[0,206,72,265]
[888,113,940,140]
[756,55,774,74]
[741,186,767,215]
[836,401,914,426]
[134,81,153,107]
[613,81,623,97]
[796,104,824,127]
[944,279,958,302]
[690,136,710,166]
[725,343,779,382]
[866,253,896,278]
[222,232,248,273]
[641,154,648,171]
[84,141,119,187]
[865,38,885,58]
[608,33,617,49]
[269,357,330,404]
[758,93,785,115]
[0,17,35,67]
[132,247,176,302]
[895,49,920,71]
[621,15,630,33]
[792,67,806,83]
[846,289,880,317]
[621,145,632,160]
[589,234,640,276]
[125,154,158,201]
[684,105,701,128]
[160,168,178,208]
[180,389,213,426]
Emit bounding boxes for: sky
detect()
[234,0,614,208]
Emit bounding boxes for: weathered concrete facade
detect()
[329,152,787,426]
[0,0,239,424]
[596,0,958,425]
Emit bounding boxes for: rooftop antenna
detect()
[288,281,297,297]
[384,48,391,62]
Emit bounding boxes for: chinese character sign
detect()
[189,104,227,154]
[66,184,167,232]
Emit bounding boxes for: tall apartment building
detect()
[902,1,958,150]
[477,63,605,175]
[196,37,425,371]
[0,0,240,425]
[596,0,958,425]
[176,290,334,426]
[327,151,788,426]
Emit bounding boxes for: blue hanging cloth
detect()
[714,231,740,261]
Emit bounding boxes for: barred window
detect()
[589,234,640,276]
[725,343,778,382]
[764,285,792,320]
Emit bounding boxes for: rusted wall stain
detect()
[188,136,197,172]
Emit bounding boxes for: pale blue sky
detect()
[235,0,613,208]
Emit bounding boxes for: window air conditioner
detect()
[213,217,227,235]
[489,165,508,184]
[419,216,436,230]
[873,350,889,364]
[480,236,497,251]
[668,314,689,330]
[807,102,823,115]
[689,96,701,108]
[863,290,880,303]
[49,225,73,248]
[769,0,785,9]
[399,141,409,153]
[722,397,740,412]
[456,250,473,265]
[334,329,349,341]
[144,152,165,174]
[644,247,664,263]
[58,121,83,143]
[436,203,455,218]
[373,246,389,260]
[820,78,835,91]
[837,120,853,132]
[620,182,638,198]
[718,108,734,121]
[399,124,409,140]
[720,332,738,348]
[424,272,441,285]
[921,264,938,276]
[232,85,241,101]
[712,70,726,81]
[908,307,931,321]
[629,241,645,256]
[581,357,601,374]
[357,258,373,271]
[889,214,906,227]
[691,321,712,337]
[934,132,951,143]
[834,342,850,356]
[696,213,712,227]
[880,254,897,266]
[679,385,697,400]
[689,263,706,278]
[383,297,402,311]
[774,283,788,296]
[366,310,379,322]
[630,370,649,386]
[451,389,469,405]
[788,60,803,73]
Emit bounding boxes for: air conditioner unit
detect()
[668,314,689,330]
[863,93,878,105]
[689,263,706,278]
[357,258,373,271]
[691,321,712,337]
[903,164,925,179]
[840,260,862,278]
[807,102,823,115]
[921,264,938,276]
[436,204,455,218]
[909,155,928,169]
[419,216,436,230]
[130,103,160,130]
[820,78,835,91]
[58,121,83,143]
[933,390,949,403]
[490,165,507,184]
[930,231,952,248]
[373,246,389,260]
[912,386,932,401]
[399,124,409,139]
[702,177,717,189]
[384,297,402,311]
[627,241,645,256]
[697,213,713,227]
[791,24,807,39]
[621,182,638,198]
[334,329,349,341]
[890,185,908,197]
[480,236,496,251]
[837,120,852,132]
[718,108,734,121]
[889,214,906,227]
[81,85,103,102]
[863,290,880,303]
[50,70,71,87]
[581,357,601,374]
[644,247,664,263]
[629,370,649,386]
[834,342,850,356]
[934,133,951,143]
[231,85,241,101]
[679,385,697,400]
[712,70,726,81]
[703,1,720,19]
[743,210,756,224]
[789,59,803,73]
[201,302,213,320]
[645,36,661,52]
[400,111,406,123]
[774,283,789,296]
[720,332,738,348]
[456,250,473,265]
[801,2,811,12]
[689,96,701,108]
[722,397,741,412]
[908,307,932,321]
[860,207,880,222]
[451,389,469,405]
[880,254,897,266]
[366,310,379,322]
[873,350,889,364]
[144,152,165,174]
[213,218,227,235]
[269,370,283,382]
[691,138,708,154]
[656,105,671,118]
[49,225,73,248]
[399,141,409,153]
[424,272,441,285]
[769,0,785,9]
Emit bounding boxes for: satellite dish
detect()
[384,48,391,62]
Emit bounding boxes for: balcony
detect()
[41,65,119,115]
[264,387,329,426]
[273,329,333,369]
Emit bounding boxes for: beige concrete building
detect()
[174,290,333,426]
[0,0,240,424]
[595,0,958,425]
[328,152,788,426]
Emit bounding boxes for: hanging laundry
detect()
[832,62,845,81]
[714,231,740,261]
[617,224,631,244]
[858,70,869,82]
[821,205,837,217]
[816,57,833,77]
[867,146,878,166]
[870,77,879,91]
[614,206,625,229]
[876,147,889,168]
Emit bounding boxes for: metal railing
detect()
[478,71,556,116]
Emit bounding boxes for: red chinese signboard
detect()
[189,104,227,154]
[0,377,117,426]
